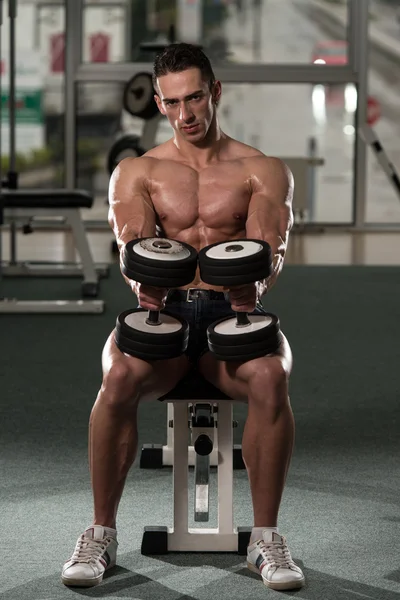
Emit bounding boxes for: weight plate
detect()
[199,258,271,286]
[199,239,272,266]
[123,72,159,120]
[198,252,268,275]
[115,330,188,361]
[117,309,189,345]
[130,238,192,262]
[107,134,145,175]
[198,268,271,287]
[206,240,263,260]
[121,263,195,288]
[121,256,196,282]
[208,335,280,358]
[207,313,280,346]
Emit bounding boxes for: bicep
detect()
[246,159,294,244]
[108,158,156,245]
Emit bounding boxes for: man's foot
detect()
[247,530,305,591]
[61,525,118,587]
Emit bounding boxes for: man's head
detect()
[152,43,221,144]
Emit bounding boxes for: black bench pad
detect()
[2,188,93,208]
[159,369,232,401]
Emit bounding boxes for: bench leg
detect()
[141,400,251,554]
[65,209,98,289]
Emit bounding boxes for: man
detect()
[62,43,305,592]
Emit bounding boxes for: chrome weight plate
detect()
[117,309,189,345]
[205,240,264,261]
[214,314,273,335]
[124,310,184,334]
[207,313,280,346]
[132,238,191,262]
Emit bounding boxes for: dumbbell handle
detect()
[236,312,251,327]
[146,309,161,326]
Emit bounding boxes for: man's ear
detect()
[154,94,166,115]
[213,80,222,106]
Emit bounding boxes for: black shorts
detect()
[165,288,269,365]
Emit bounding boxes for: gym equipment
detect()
[107,133,145,175]
[140,370,251,555]
[115,237,198,360]
[122,72,159,121]
[0,1,104,314]
[199,239,281,361]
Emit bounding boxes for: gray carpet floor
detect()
[1,265,399,599]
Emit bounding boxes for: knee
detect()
[247,360,289,411]
[99,362,140,411]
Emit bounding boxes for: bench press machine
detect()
[0,189,105,313]
[0,0,105,314]
[140,370,251,555]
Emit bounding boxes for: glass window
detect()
[1,1,65,189]
[81,0,353,66]
[77,80,357,226]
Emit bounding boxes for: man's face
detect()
[155,68,221,143]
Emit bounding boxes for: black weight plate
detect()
[121,263,195,288]
[107,134,145,175]
[123,72,159,120]
[199,251,269,275]
[198,239,272,267]
[198,268,272,287]
[207,313,280,346]
[117,309,189,345]
[117,319,189,349]
[115,329,188,360]
[124,238,198,270]
[208,334,280,358]
[199,257,271,285]
[122,256,196,283]
[207,347,279,363]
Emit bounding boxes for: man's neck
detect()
[173,121,226,169]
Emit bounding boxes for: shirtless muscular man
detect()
[62,43,305,592]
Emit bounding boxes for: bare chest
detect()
[150,164,250,234]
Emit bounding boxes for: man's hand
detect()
[136,284,168,311]
[225,283,258,313]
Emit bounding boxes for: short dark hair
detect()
[152,43,216,93]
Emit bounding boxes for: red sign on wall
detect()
[50,32,65,73]
[90,32,110,63]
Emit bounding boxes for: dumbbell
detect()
[198,239,281,362]
[115,237,198,361]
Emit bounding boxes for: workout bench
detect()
[140,370,251,555]
[0,189,105,313]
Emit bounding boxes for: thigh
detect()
[102,329,191,403]
[198,332,293,402]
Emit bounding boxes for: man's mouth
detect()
[183,124,199,132]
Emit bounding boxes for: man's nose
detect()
[179,102,194,122]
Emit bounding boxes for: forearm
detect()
[257,254,283,299]
[110,214,156,294]
[257,239,286,299]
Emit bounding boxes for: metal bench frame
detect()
[140,374,251,555]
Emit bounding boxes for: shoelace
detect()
[71,535,110,564]
[258,540,295,571]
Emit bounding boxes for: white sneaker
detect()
[61,525,118,587]
[247,530,305,591]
